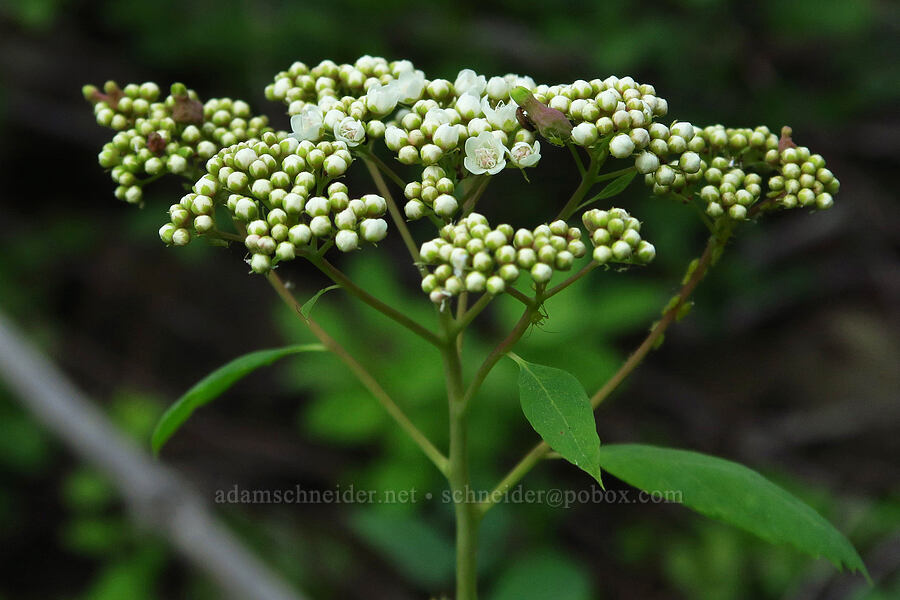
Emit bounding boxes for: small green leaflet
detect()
[300,284,341,320]
[509,353,602,483]
[151,344,326,455]
[578,169,638,211]
[595,444,869,578]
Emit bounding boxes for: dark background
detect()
[1,1,898,598]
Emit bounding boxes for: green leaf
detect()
[489,552,593,600]
[510,353,602,481]
[151,344,325,454]
[579,169,638,210]
[595,444,869,578]
[349,508,454,587]
[300,284,340,320]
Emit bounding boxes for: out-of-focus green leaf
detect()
[300,284,340,320]
[151,344,325,454]
[350,508,454,587]
[489,552,593,600]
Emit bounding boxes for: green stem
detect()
[306,254,442,348]
[567,143,586,177]
[454,293,493,335]
[544,261,598,299]
[440,310,479,600]
[461,175,491,216]
[556,153,604,221]
[267,272,449,475]
[460,292,541,412]
[360,155,424,272]
[478,229,733,515]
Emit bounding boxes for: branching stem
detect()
[266,272,449,476]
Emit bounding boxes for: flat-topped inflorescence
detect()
[84,56,840,291]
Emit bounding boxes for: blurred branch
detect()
[0,311,307,600]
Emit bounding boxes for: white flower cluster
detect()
[269,58,542,178]
[86,81,270,205]
[419,213,588,303]
[158,131,388,273]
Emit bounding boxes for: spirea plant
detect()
[83,56,862,598]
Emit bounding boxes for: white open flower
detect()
[508,140,541,168]
[454,69,486,97]
[334,116,366,147]
[464,131,507,175]
[481,98,518,132]
[291,105,324,142]
[396,69,426,104]
[365,82,401,115]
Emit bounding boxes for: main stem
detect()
[441,310,479,600]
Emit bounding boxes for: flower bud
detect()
[634,151,659,174]
[433,194,458,218]
[530,262,553,283]
[405,200,426,220]
[172,228,191,246]
[679,151,701,174]
[421,144,444,165]
[609,133,635,158]
[276,242,296,261]
[571,122,599,147]
[465,271,487,293]
[335,230,359,252]
[611,240,632,260]
[486,276,506,295]
[636,241,656,263]
[433,123,460,151]
[309,215,332,237]
[250,254,271,273]
[360,218,388,242]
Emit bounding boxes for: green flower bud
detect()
[728,205,747,220]
[360,218,388,243]
[611,240,632,260]
[172,228,191,246]
[250,253,271,273]
[636,241,656,263]
[679,151,701,174]
[159,223,176,244]
[635,151,659,174]
[335,230,359,252]
[445,276,463,296]
[465,271,487,292]
[486,276,506,295]
[530,262,553,283]
[276,242,296,261]
[517,247,538,269]
[815,192,833,210]
[609,134,635,158]
[433,194,458,219]
[310,215,332,237]
[593,245,612,264]
[289,224,312,246]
